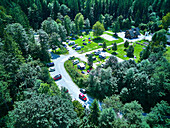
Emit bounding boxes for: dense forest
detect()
[0,0,170,128]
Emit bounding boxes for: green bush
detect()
[52,46,68,55]
[126,45,134,57]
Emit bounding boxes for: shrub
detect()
[124,40,129,48]
[126,45,134,57]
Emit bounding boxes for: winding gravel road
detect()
[49,45,102,109]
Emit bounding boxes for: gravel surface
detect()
[100,34,118,41]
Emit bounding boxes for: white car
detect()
[73,59,79,65]
[49,67,55,72]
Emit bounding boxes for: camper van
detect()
[68,41,75,46]
[73,59,79,65]
[75,46,81,50]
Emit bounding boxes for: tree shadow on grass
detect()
[92,37,104,43]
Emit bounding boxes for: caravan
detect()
[75,46,81,50]
[68,41,75,46]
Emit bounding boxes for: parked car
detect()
[68,56,75,60]
[98,43,103,46]
[70,37,76,40]
[101,62,106,68]
[66,40,70,43]
[49,67,55,72]
[53,74,62,80]
[95,50,101,55]
[80,88,86,94]
[83,102,88,108]
[92,57,96,60]
[72,44,78,48]
[47,62,54,67]
[79,93,87,101]
[68,41,75,45]
[63,44,67,48]
[81,71,85,74]
[75,46,81,50]
[83,42,87,45]
[73,59,79,65]
[99,53,106,59]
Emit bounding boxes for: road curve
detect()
[49,46,102,109]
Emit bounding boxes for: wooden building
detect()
[125,28,140,39]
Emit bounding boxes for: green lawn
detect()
[89,53,109,63]
[69,32,123,53]
[107,42,145,62]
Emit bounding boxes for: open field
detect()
[69,32,123,53]
[107,42,146,62]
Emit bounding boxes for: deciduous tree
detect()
[92,21,105,36]
[103,42,107,51]
[88,54,93,68]
[7,94,80,128]
[99,107,116,128]
[112,42,117,52]
[126,45,134,57]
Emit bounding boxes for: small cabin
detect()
[125,28,140,39]
[77,63,86,70]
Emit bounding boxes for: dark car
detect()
[92,57,96,60]
[71,37,76,40]
[81,71,85,74]
[83,102,88,108]
[53,74,62,80]
[68,56,75,60]
[63,44,67,48]
[79,93,87,101]
[47,62,54,67]
[83,43,87,45]
[80,88,86,94]
[95,50,101,55]
[72,44,78,48]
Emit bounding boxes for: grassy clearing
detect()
[89,53,109,63]
[64,59,88,88]
[67,57,91,75]
[107,42,145,62]
[69,32,123,53]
